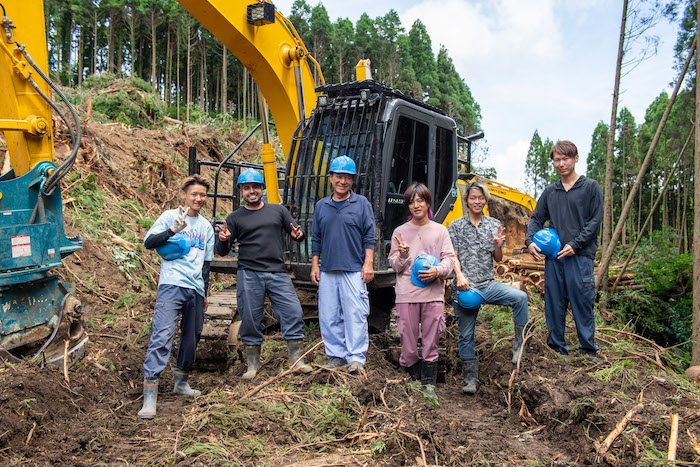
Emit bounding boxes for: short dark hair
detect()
[550,140,578,160]
[180,174,210,192]
[403,182,432,207]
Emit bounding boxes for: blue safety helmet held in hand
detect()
[156,233,193,261]
[533,228,562,260]
[237,168,265,187]
[410,254,440,288]
[328,155,357,175]
[457,288,485,310]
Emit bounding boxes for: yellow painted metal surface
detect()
[0,0,54,177]
[177,0,318,163]
[355,59,372,81]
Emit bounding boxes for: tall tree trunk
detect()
[186,18,191,121]
[176,18,181,120]
[92,11,98,75]
[691,1,700,365]
[166,27,171,104]
[693,3,700,365]
[129,10,136,75]
[150,9,157,93]
[611,128,692,293]
[221,44,227,114]
[621,159,626,246]
[243,67,248,127]
[681,169,689,254]
[602,0,628,258]
[596,38,696,290]
[108,10,116,74]
[77,25,84,86]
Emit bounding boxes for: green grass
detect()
[592,360,638,390]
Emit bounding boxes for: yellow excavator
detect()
[0,1,87,363]
[178,1,536,334]
[0,0,536,363]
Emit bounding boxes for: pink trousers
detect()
[395,301,446,366]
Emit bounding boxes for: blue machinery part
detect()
[0,162,88,364]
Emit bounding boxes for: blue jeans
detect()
[318,271,370,364]
[236,269,305,346]
[453,281,529,360]
[544,255,599,355]
[143,285,205,378]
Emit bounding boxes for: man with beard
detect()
[216,168,312,379]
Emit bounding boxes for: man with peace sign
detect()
[216,168,312,380]
[448,181,531,395]
[139,174,215,419]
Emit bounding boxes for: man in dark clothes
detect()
[216,168,312,379]
[525,140,603,362]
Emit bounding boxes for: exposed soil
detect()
[2,99,700,466]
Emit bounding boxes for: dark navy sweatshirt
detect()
[525,175,603,260]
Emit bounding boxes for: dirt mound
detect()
[3,89,700,465]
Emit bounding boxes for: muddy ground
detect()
[2,108,700,465]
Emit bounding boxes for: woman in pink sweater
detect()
[388,183,455,399]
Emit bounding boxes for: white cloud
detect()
[400,0,563,63]
[490,139,530,191]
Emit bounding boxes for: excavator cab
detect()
[283,81,460,330]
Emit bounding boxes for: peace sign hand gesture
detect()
[218,221,231,242]
[493,225,506,249]
[290,223,304,240]
[394,233,410,257]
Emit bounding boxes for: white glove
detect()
[172,206,189,233]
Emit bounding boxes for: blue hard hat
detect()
[237,168,265,187]
[533,228,562,260]
[457,288,485,310]
[410,254,440,288]
[156,233,193,261]
[328,156,357,175]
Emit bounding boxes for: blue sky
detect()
[273,0,682,194]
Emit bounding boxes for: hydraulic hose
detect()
[0,3,82,194]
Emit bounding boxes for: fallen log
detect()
[595,401,644,461]
[668,413,679,464]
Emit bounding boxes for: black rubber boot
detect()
[242,345,261,380]
[137,377,158,419]
[421,360,438,399]
[512,323,533,364]
[461,358,478,395]
[287,339,312,373]
[173,368,201,397]
[403,360,421,382]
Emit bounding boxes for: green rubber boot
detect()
[287,339,313,373]
[461,358,478,395]
[242,345,261,380]
[173,368,201,397]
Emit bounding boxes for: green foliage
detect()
[592,360,638,390]
[608,233,692,354]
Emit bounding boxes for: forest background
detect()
[43,0,697,364]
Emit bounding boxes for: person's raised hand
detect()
[493,225,506,249]
[394,232,410,257]
[290,223,304,240]
[172,206,189,233]
[218,221,231,242]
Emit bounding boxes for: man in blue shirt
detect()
[139,174,215,419]
[311,156,376,373]
[525,140,603,362]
